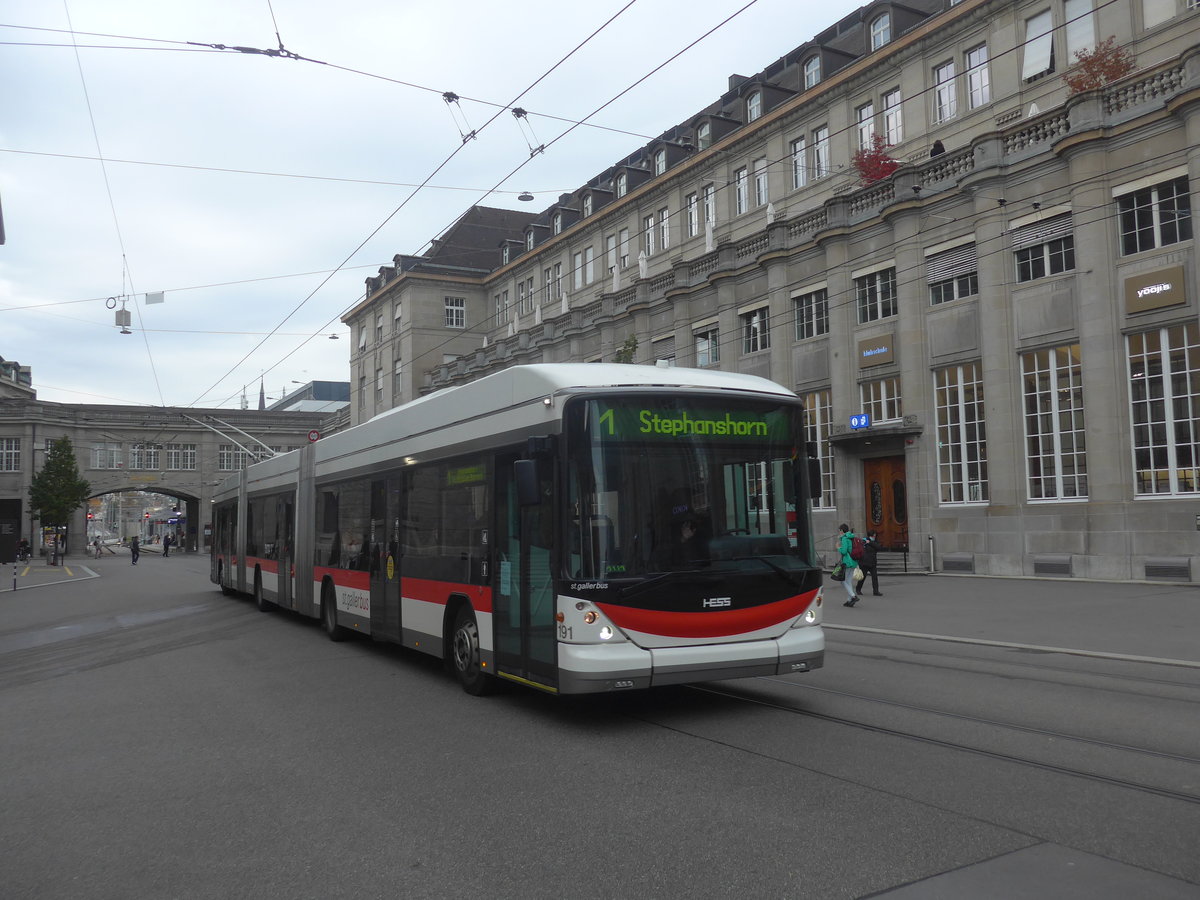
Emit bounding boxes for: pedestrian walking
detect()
[836,524,860,606]
[93,538,102,559]
[130,536,140,566]
[856,529,882,599]
[162,533,172,558]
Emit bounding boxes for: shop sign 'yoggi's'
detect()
[1126,265,1186,315]
[858,333,895,368]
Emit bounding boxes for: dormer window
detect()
[616,172,628,197]
[654,148,667,175]
[553,212,563,234]
[803,55,821,89]
[525,231,535,251]
[746,91,762,122]
[870,13,891,50]
[697,122,712,150]
[583,194,593,216]
[502,245,510,264]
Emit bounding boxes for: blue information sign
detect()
[849,413,871,430]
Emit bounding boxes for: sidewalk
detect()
[822,572,1200,666]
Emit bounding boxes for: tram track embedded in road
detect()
[684,682,1200,807]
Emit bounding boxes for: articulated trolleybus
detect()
[211,364,826,695]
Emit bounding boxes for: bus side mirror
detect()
[515,459,540,506]
[806,442,821,498]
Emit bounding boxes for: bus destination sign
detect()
[593,402,790,442]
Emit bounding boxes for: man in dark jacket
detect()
[857,530,882,599]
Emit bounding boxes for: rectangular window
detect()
[1142,0,1175,30]
[522,277,535,314]
[927,243,979,305]
[702,185,716,227]
[802,390,835,508]
[642,215,656,257]
[658,207,670,251]
[0,437,20,472]
[1064,0,1095,57]
[753,159,769,207]
[966,44,990,108]
[1022,10,1055,80]
[444,296,465,328]
[741,307,770,353]
[882,90,903,145]
[572,248,595,289]
[794,287,829,340]
[357,326,367,352]
[617,232,629,270]
[861,377,903,423]
[934,61,957,122]
[375,314,383,342]
[1013,214,1075,282]
[1023,345,1087,499]
[651,336,675,365]
[375,367,384,402]
[393,301,403,330]
[694,325,720,367]
[856,101,875,150]
[790,137,807,189]
[605,235,617,272]
[165,443,196,471]
[855,268,898,323]
[218,444,250,472]
[516,279,528,316]
[685,193,698,237]
[1129,323,1200,494]
[812,127,830,179]
[734,167,749,215]
[494,289,510,324]
[393,359,403,396]
[129,443,161,470]
[92,442,121,469]
[1118,175,1192,255]
[934,362,989,503]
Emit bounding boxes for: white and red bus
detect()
[211,363,825,694]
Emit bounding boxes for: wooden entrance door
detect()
[863,456,908,551]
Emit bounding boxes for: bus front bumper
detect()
[556,625,824,695]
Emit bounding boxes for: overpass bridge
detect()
[0,398,334,559]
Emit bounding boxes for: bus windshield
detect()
[564,395,816,580]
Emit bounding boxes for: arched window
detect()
[553,213,562,234]
[654,149,667,175]
[803,56,821,89]
[615,172,628,197]
[697,122,712,150]
[871,13,891,50]
[746,91,762,122]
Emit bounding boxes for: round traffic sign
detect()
[307,429,321,443]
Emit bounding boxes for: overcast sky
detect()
[2,0,862,409]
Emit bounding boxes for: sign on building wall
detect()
[858,333,896,368]
[1125,265,1186,315]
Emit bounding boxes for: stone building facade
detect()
[343,0,1200,581]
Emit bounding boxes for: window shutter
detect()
[1010,214,1072,250]
[926,244,977,281]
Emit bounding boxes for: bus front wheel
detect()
[451,607,494,696]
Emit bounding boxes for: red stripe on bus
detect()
[314,567,370,590]
[596,591,816,639]
[245,557,280,575]
[402,577,493,613]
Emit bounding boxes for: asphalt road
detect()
[1,552,1197,899]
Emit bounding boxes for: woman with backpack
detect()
[836,524,860,607]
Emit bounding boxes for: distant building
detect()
[342,1,1200,582]
[0,357,34,400]
[267,380,351,413]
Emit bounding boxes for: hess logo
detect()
[702,596,732,608]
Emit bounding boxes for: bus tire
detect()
[321,583,348,642]
[254,571,273,612]
[218,563,234,596]
[451,606,494,696]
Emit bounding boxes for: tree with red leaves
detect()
[1065,36,1135,95]
[852,133,901,186]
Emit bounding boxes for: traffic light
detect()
[144,512,150,519]
[86,513,94,520]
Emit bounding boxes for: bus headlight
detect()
[599,626,614,640]
[804,609,817,623]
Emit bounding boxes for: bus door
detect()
[493,451,558,689]
[369,477,403,643]
[279,494,295,610]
